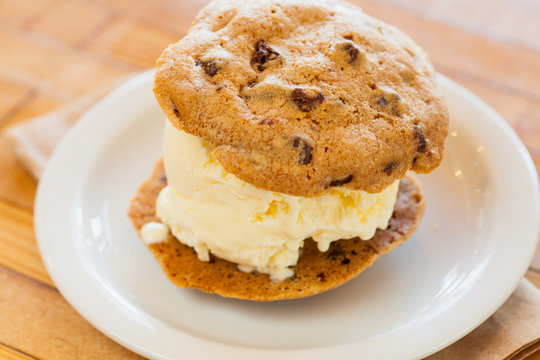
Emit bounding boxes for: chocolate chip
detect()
[341,258,350,265]
[351,250,358,255]
[384,161,396,175]
[414,124,427,152]
[196,59,220,77]
[251,40,280,71]
[291,88,324,112]
[172,106,181,119]
[329,174,353,187]
[258,118,274,125]
[159,174,167,184]
[316,272,327,282]
[292,136,313,165]
[326,243,346,261]
[343,43,360,64]
[377,96,388,107]
[170,100,181,119]
[372,87,403,116]
[375,94,402,115]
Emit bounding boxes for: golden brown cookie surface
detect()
[153,0,449,197]
[128,160,425,301]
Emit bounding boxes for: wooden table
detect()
[0,0,539,358]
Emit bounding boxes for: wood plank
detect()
[0,79,32,123]
[0,93,66,130]
[85,17,179,69]
[0,200,52,286]
[0,139,37,210]
[355,0,540,100]
[47,53,130,98]
[0,28,73,86]
[0,0,55,28]
[0,267,143,360]
[526,270,540,289]
[27,0,112,47]
[0,343,38,360]
[0,31,129,106]
[94,0,208,34]
[529,349,540,360]
[370,0,540,54]
[523,274,540,359]
[532,151,540,188]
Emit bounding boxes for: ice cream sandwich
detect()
[129,0,448,300]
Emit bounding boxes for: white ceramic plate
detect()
[35,70,539,360]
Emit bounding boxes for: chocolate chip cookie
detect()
[153,0,449,197]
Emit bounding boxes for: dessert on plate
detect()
[129,0,449,301]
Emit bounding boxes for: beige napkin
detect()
[426,279,540,360]
[2,84,540,360]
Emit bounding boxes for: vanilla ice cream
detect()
[155,121,399,281]
[140,221,169,245]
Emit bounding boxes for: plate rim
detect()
[34,70,540,360]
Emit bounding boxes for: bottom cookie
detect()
[128,159,425,301]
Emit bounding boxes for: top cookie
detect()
[153,0,449,197]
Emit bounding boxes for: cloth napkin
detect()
[3,81,540,360]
